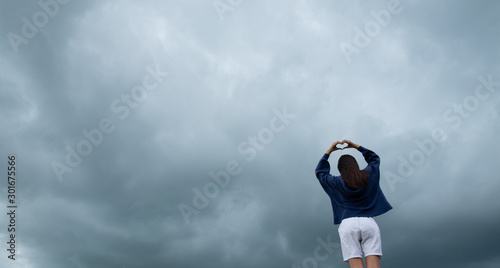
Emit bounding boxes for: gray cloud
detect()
[1,0,499,267]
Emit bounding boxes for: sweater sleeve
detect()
[358,146,380,173]
[315,153,336,187]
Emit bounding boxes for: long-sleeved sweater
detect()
[315,146,392,225]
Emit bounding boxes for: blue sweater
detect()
[315,146,392,225]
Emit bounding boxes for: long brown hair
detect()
[337,154,368,189]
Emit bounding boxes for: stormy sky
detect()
[1,0,499,267]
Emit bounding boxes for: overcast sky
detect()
[1,0,500,267]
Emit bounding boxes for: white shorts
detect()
[338,217,383,262]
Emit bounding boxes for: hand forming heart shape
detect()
[326,140,359,154]
[336,143,348,149]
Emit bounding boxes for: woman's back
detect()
[314,140,393,268]
[315,143,391,225]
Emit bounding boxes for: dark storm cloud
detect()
[1,0,499,267]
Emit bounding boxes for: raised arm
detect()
[340,139,360,150]
[315,153,333,184]
[340,139,379,168]
[357,146,380,169]
[316,140,343,185]
[326,140,343,155]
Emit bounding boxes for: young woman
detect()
[315,140,392,268]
